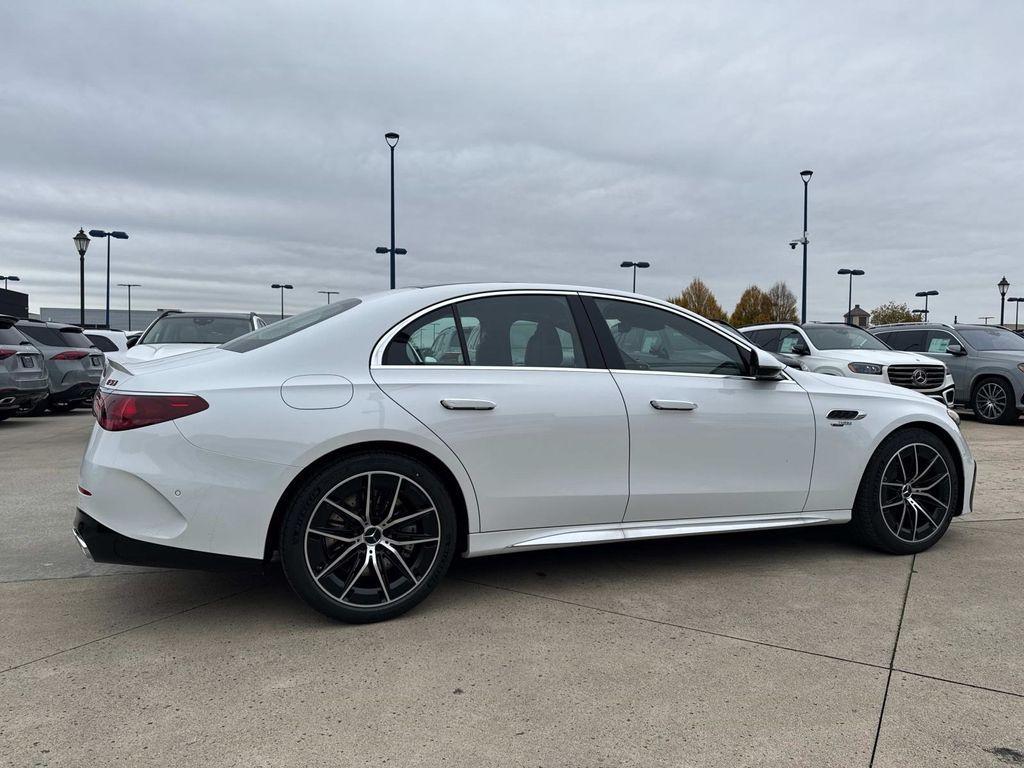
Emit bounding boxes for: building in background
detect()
[0,288,29,319]
[843,304,870,328]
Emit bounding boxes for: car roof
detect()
[155,311,257,319]
[15,318,85,332]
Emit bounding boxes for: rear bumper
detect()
[0,385,48,411]
[50,381,96,404]
[73,509,263,571]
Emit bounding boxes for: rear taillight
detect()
[0,349,15,360]
[93,390,209,431]
[52,350,88,360]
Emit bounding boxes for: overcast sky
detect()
[2,1,1022,323]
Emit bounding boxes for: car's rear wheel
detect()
[971,377,1017,424]
[279,452,457,623]
[851,428,958,554]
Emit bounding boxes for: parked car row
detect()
[0,310,266,421]
[736,320,1024,425]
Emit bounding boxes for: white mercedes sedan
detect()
[76,284,975,623]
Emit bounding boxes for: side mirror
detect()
[126,336,138,348]
[946,343,966,356]
[791,342,810,356]
[752,348,786,380]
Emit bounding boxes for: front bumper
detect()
[73,509,263,571]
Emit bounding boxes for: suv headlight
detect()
[848,362,883,375]
[946,408,961,427]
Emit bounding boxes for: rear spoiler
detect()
[105,358,134,377]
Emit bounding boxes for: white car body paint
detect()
[79,284,975,563]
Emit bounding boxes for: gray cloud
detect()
[2,1,1022,323]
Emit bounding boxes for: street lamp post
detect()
[318,290,339,304]
[0,275,19,290]
[88,229,129,328]
[796,170,813,323]
[117,283,141,330]
[979,316,994,325]
[915,290,939,321]
[73,229,90,326]
[837,268,865,323]
[271,283,293,319]
[381,132,401,289]
[1007,297,1023,330]
[998,276,1010,325]
[620,261,651,292]
[375,246,407,287]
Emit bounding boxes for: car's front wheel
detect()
[279,452,457,623]
[971,377,1017,424]
[851,428,959,554]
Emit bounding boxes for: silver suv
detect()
[0,315,48,421]
[14,319,104,414]
[873,322,1024,424]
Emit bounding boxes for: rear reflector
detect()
[93,390,209,431]
[0,349,15,360]
[53,350,88,360]
[77,485,92,496]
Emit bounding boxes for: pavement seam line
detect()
[0,569,176,585]
[0,583,262,676]
[451,576,892,672]
[889,668,1024,700]
[868,553,915,768]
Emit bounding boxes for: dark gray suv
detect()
[873,322,1024,424]
[0,315,48,421]
[15,319,104,414]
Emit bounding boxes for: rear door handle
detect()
[650,400,697,411]
[441,398,496,411]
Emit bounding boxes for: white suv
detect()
[741,322,955,405]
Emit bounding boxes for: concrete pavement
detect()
[1,411,1021,766]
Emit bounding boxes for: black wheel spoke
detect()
[878,443,952,543]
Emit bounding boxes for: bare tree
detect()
[765,281,799,322]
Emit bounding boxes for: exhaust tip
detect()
[72,528,93,561]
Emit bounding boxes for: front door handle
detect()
[441,398,496,411]
[650,400,698,411]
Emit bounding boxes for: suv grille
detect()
[887,364,945,390]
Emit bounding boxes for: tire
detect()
[0,413,11,423]
[279,452,457,623]
[850,428,959,554]
[971,377,1018,424]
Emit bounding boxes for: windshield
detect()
[958,327,1024,351]
[222,299,360,352]
[141,315,253,345]
[804,325,889,351]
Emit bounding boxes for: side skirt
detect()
[465,510,851,558]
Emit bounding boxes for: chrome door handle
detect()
[440,399,496,411]
[650,400,697,411]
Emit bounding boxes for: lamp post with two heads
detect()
[271,283,293,319]
[837,268,865,324]
[620,261,650,292]
[318,290,339,304]
[117,283,141,330]
[88,229,129,328]
[915,290,939,321]
[0,275,19,291]
[1007,297,1023,330]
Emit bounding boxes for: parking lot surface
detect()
[1,412,1022,766]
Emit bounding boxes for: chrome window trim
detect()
[370,288,794,382]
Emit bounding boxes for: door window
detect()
[590,298,748,375]
[456,295,586,368]
[882,330,926,352]
[925,331,958,353]
[778,331,805,354]
[86,334,118,352]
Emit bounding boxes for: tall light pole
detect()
[88,229,129,328]
[915,290,938,321]
[837,268,865,323]
[318,290,339,304]
[117,283,141,330]
[998,276,1010,325]
[620,261,650,292]
[797,170,813,323]
[979,316,994,325]
[1007,297,1023,330]
[73,229,90,326]
[0,275,19,291]
[379,131,401,289]
[271,283,293,319]
[375,245,407,287]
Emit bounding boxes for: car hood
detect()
[814,349,946,367]
[126,343,218,362]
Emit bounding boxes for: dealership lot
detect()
[1,413,1021,766]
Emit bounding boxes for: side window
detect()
[778,331,804,354]
[873,332,891,346]
[383,307,465,365]
[457,294,585,368]
[925,331,956,353]
[885,330,926,352]
[750,328,783,352]
[590,298,748,375]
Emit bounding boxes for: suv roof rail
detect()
[871,321,955,330]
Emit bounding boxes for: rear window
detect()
[86,333,119,352]
[141,315,254,345]
[0,325,27,345]
[60,330,95,348]
[222,299,361,352]
[18,325,70,347]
